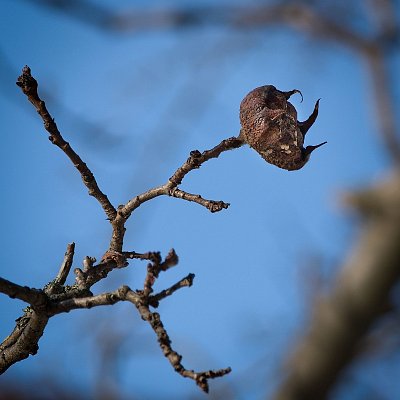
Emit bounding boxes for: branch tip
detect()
[16,67,117,221]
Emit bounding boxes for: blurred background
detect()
[0,1,399,399]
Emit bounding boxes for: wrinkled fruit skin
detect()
[239,85,325,171]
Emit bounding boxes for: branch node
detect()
[82,256,96,272]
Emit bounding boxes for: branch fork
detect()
[0,66,243,392]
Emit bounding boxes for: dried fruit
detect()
[239,85,326,171]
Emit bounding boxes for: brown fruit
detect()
[239,85,326,171]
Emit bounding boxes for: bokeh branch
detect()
[274,172,400,400]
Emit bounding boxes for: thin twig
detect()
[122,137,242,217]
[168,188,230,213]
[16,66,117,221]
[160,248,179,269]
[109,137,243,252]
[125,287,231,393]
[49,286,129,314]
[74,258,128,290]
[51,274,230,392]
[122,250,162,263]
[140,248,178,297]
[54,242,75,286]
[167,137,244,187]
[150,273,195,306]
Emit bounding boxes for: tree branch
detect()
[0,277,47,309]
[49,250,230,393]
[123,137,243,217]
[73,258,128,290]
[133,294,231,393]
[109,137,243,252]
[150,272,195,306]
[0,308,49,374]
[16,66,117,221]
[54,242,75,286]
[168,188,230,213]
[7,66,238,392]
[167,137,244,187]
[49,287,127,314]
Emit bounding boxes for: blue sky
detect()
[0,1,398,399]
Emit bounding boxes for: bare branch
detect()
[50,259,229,393]
[122,249,231,391]
[13,3,400,396]
[150,273,195,306]
[49,286,130,314]
[109,137,243,252]
[16,66,117,221]
[123,250,163,262]
[74,258,128,290]
[54,242,75,286]
[142,250,172,297]
[0,277,47,309]
[130,289,231,393]
[123,137,243,217]
[167,137,244,187]
[180,367,233,394]
[82,255,96,273]
[0,308,49,374]
[160,248,179,269]
[10,66,238,392]
[168,188,230,212]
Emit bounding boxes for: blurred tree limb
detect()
[274,171,400,399]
